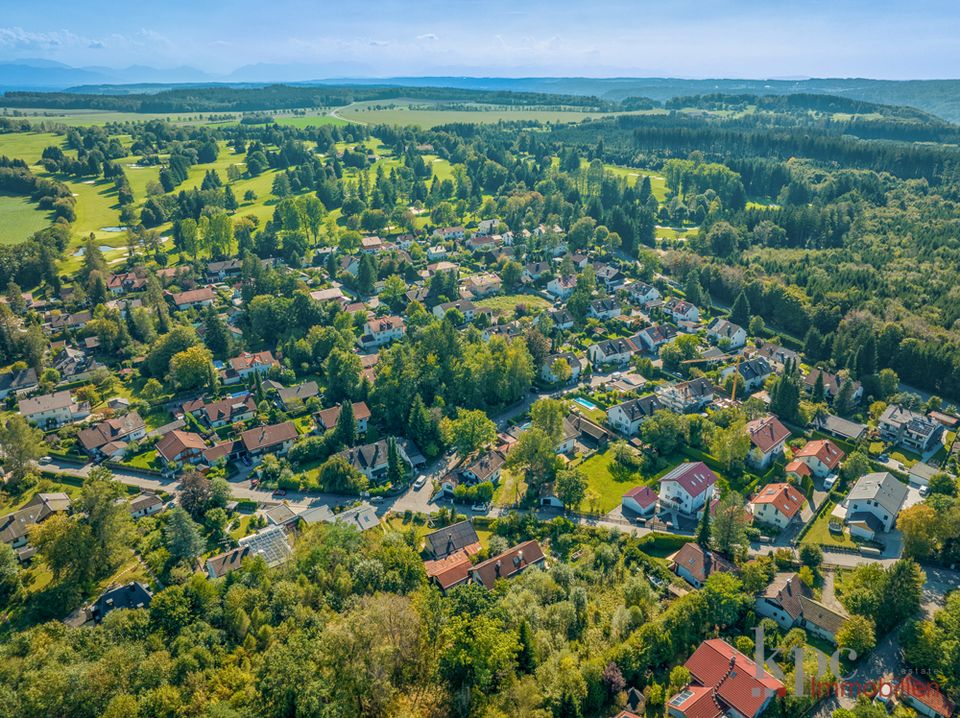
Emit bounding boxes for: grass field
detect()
[336,100,642,128]
[476,293,552,318]
[0,193,52,244]
[801,501,856,549]
[0,130,63,164]
[578,448,636,513]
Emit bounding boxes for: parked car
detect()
[370,496,384,504]
[823,474,838,490]
[38,456,52,464]
[919,485,930,497]
[273,489,286,497]
[471,502,489,513]
[878,453,889,463]
[413,476,427,489]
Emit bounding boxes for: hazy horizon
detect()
[1,0,959,81]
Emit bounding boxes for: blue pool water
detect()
[573,397,597,411]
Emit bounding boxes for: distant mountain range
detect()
[2,59,959,123]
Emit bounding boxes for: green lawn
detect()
[493,468,527,508]
[0,193,52,245]
[124,449,161,471]
[578,448,637,513]
[801,502,856,549]
[476,293,552,318]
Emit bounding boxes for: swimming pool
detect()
[573,397,598,411]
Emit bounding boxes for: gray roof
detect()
[848,472,908,517]
[425,520,480,559]
[799,596,847,636]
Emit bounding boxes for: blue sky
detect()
[1,0,958,79]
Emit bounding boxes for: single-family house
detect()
[469,540,545,588]
[900,675,956,718]
[168,287,216,311]
[156,430,207,466]
[183,394,257,428]
[77,412,146,456]
[745,415,791,470]
[425,520,481,559]
[316,401,372,434]
[730,356,773,394]
[706,318,747,349]
[18,390,90,428]
[607,394,663,436]
[222,351,278,385]
[839,471,908,540]
[277,381,320,410]
[337,439,411,482]
[659,462,718,517]
[588,298,621,320]
[425,546,480,592]
[522,261,551,284]
[664,297,700,324]
[0,368,38,400]
[546,275,577,300]
[750,482,806,529]
[634,324,678,352]
[669,542,737,588]
[241,422,298,458]
[360,315,406,349]
[792,439,844,478]
[588,337,638,365]
[541,352,583,384]
[627,281,661,307]
[756,572,812,629]
[129,493,163,519]
[434,299,478,322]
[666,639,784,718]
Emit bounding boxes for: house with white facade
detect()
[658,462,718,517]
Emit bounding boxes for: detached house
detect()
[627,281,661,307]
[156,430,207,466]
[659,462,718,517]
[666,639,784,718]
[241,422,298,458]
[756,573,847,644]
[706,318,747,349]
[791,439,844,478]
[634,324,678,352]
[0,368,38,400]
[541,352,583,384]
[546,275,577,300]
[745,415,791,470]
[469,540,545,589]
[750,482,805,529]
[360,316,406,349]
[607,394,663,436]
[222,351,278,385]
[836,471,908,540]
[19,390,90,428]
[182,394,257,428]
[168,287,216,311]
[77,412,146,457]
[878,405,944,453]
[669,542,737,589]
[622,486,658,517]
[664,297,700,324]
[522,261,551,284]
[316,401,372,434]
[588,298,621,320]
[728,356,773,394]
[804,367,863,403]
[337,439,411,483]
[588,337,638,366]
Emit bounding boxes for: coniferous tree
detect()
[336,400,356,447]
[730,290,751,327]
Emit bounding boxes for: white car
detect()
[38,456,52,465]
[471,503,490,513]
[413,475,427,489]
[823,474,838,490]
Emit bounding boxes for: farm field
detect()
[0,194,51,245]
[335,100,643,128]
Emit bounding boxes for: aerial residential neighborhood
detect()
[0,6,958,715]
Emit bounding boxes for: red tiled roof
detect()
[623,485,658,508]
[751,482,805,519]
[670,542,737,584]
[316,401,372,429]
[241,422,297,452]
[470,540,545,589]
[424,544,480,590]
[901,674,955,717]
[785,459,812,477]
[684,639,785,718]
[746,416,791,454]
[667,684,723,718]
[156,430,206,462]
[660,461,718,498]
[794,439,844,470]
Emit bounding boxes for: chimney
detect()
[494,560,501,577]
[446,532,454,554]
[517,549,525,565]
